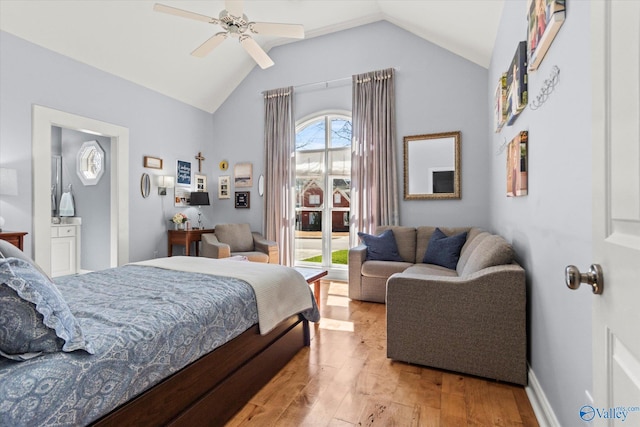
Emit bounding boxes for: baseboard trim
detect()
[526,365,561,427]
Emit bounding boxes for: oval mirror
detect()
[404,131,461,200]
[141,173,151,198]
[258,174,265,197]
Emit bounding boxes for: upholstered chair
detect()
[201,223,279,263]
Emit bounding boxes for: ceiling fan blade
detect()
[153,3,216,24]
[225,0,244,16]
[191,33,228,57]
[249,22,305,39]
[239,36,274,69]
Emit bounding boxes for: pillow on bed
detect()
[0,239,52,281]
[0,257,94,361]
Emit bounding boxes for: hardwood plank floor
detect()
[227,280,538,427]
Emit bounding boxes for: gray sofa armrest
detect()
[201,233,230,259]
[252,232,279,264]
[386,264,527,385]
[348,245,367,300]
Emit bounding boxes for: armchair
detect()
[201,223,279,263]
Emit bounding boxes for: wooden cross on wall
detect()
[195,152,205,172]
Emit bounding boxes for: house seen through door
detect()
[294,113,351,275]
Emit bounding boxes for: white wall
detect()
[0,31,215,261]
[210,21,491,232]
[489,2,592,425]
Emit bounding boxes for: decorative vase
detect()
[177,222,185,230]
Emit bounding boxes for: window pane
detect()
[296,150,324,176]
[295,178,324,208]
[330,118,352,148]
[296,119,325,151]
[328,147,351,175]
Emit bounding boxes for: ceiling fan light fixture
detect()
[154,1,301,69]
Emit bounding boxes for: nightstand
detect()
[0,231,28,251]
[167,229,215,256]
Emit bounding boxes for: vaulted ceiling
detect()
[0,1,504,113]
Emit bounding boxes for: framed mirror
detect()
[404,131,461,200]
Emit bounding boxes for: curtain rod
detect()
[261,68,397,96]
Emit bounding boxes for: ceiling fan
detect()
[154,0,305,69]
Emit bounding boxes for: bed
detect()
[0,251,319,427]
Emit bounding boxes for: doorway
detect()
[32,105,129,275]
[294,113,351,277]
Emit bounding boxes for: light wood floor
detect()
[227,280,539,427]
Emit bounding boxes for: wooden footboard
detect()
[92,315,309,427]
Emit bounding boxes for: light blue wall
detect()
[210,21,491,232]
[0,31,215,261]
[489,2,592,425]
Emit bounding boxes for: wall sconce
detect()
[0,168,18,231]
[157,175,174,196]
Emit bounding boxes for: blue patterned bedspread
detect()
[0,265,265,426]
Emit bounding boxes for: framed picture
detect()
[174,185,190,207]
[234,162,253,188]
[195,174,207,192]
[143,156,163,169]
[177,160,191,185]
[218,175,230,199]
[494,73,507,133]
[235,191,250,208]
[505,41,528,126]
[527,0,566,71]
[507,131,528,197]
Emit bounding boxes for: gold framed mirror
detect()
[404,131,461,200]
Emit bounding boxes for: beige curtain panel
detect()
[263,86,295,266]
[351,68,399,245]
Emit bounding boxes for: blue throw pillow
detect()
[357,229,404,262]
[0,257,94,361]
[423,228,468,270]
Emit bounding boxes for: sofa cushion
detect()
[377,226,416,263]
[358,229,403,261]
[422,228,468,270]
[457,230,490,275]
[361,260,412,278]
[460,234,514,276]
[404,264,459,277]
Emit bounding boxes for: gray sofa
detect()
[348,226,527,385]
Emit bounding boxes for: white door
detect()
[588,2,640,425]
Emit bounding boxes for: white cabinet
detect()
[51,223,81,277]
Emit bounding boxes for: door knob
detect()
[565,264,604,294]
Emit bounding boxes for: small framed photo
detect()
[235,191,250,208]
[234,162,253,188]
[195,174,207,192]
[143,156,163,169]
[218,175,230,199]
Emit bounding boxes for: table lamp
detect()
[189,192,210,229]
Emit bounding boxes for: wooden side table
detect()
[0,231,28,251]
[294,267,328,307]
[167,229,215,256]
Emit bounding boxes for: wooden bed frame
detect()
[92,315,310,426]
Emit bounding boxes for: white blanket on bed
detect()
[132,257,313,334]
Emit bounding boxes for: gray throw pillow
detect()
[0,257,94,361]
